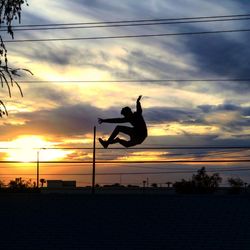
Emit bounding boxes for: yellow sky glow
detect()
[2,136,71,162]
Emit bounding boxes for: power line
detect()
[4,28,250,43]
[120,164,248,171]
[5,13,250,28]
[160,149,250,159]
[16,78,250,83]
[0,159,249,164]
[0,146,250,150]
[1,168,250,176]
[120,155,250,161]
[0,163,247,169]
[3,17,250,32]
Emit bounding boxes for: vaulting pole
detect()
[92,126,96,195]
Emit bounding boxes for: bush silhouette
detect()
[40,178,46,188]
[151,183,158,188]
[228,177,244,194]
[8,178,34,191]
[173,179,196,194]
[0,180,5,189]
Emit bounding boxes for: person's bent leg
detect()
[117,139,137,148]
[99,126,135,148]
[107,126,133,144]
[99,138,109,149]
[100,137,127,148]
[99,136,128,149]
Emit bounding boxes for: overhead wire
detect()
[14,78,250,83]
[4,13,250,28]
[0,146,250,150]
[2,167,250,176]
[4,28,250,43]
[0,159,249,164]
[2,17,250,32]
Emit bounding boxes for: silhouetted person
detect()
[98,95,147,148]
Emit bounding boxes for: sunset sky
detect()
[0,0,250,186]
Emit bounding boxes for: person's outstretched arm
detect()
[98,117,128,124]
[136,95,142,114]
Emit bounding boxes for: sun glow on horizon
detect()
[3,136,71,162]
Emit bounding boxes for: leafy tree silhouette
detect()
[0,0,32,117]
[174,167,222,194]
[192,167,222,192]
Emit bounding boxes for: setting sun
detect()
[4,136,71,162]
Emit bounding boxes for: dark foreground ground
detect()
[0,194,250,250]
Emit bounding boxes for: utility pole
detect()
[92,126,96,195]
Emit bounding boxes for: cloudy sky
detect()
[0,0,250,186]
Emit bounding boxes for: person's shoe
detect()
[99,138,108,149]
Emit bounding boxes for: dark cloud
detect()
[0,103,249,140]
[14,104,106,135]
[26,85,71,104]
[12,44,94,66]
[0,104,119,139]
[144,107,197,123]
[146,134,250,147]
[197,104,250,133]
[198,104,241,113]
[182,27,250,93]
[145,104,250,134]
[118,49,189,79]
